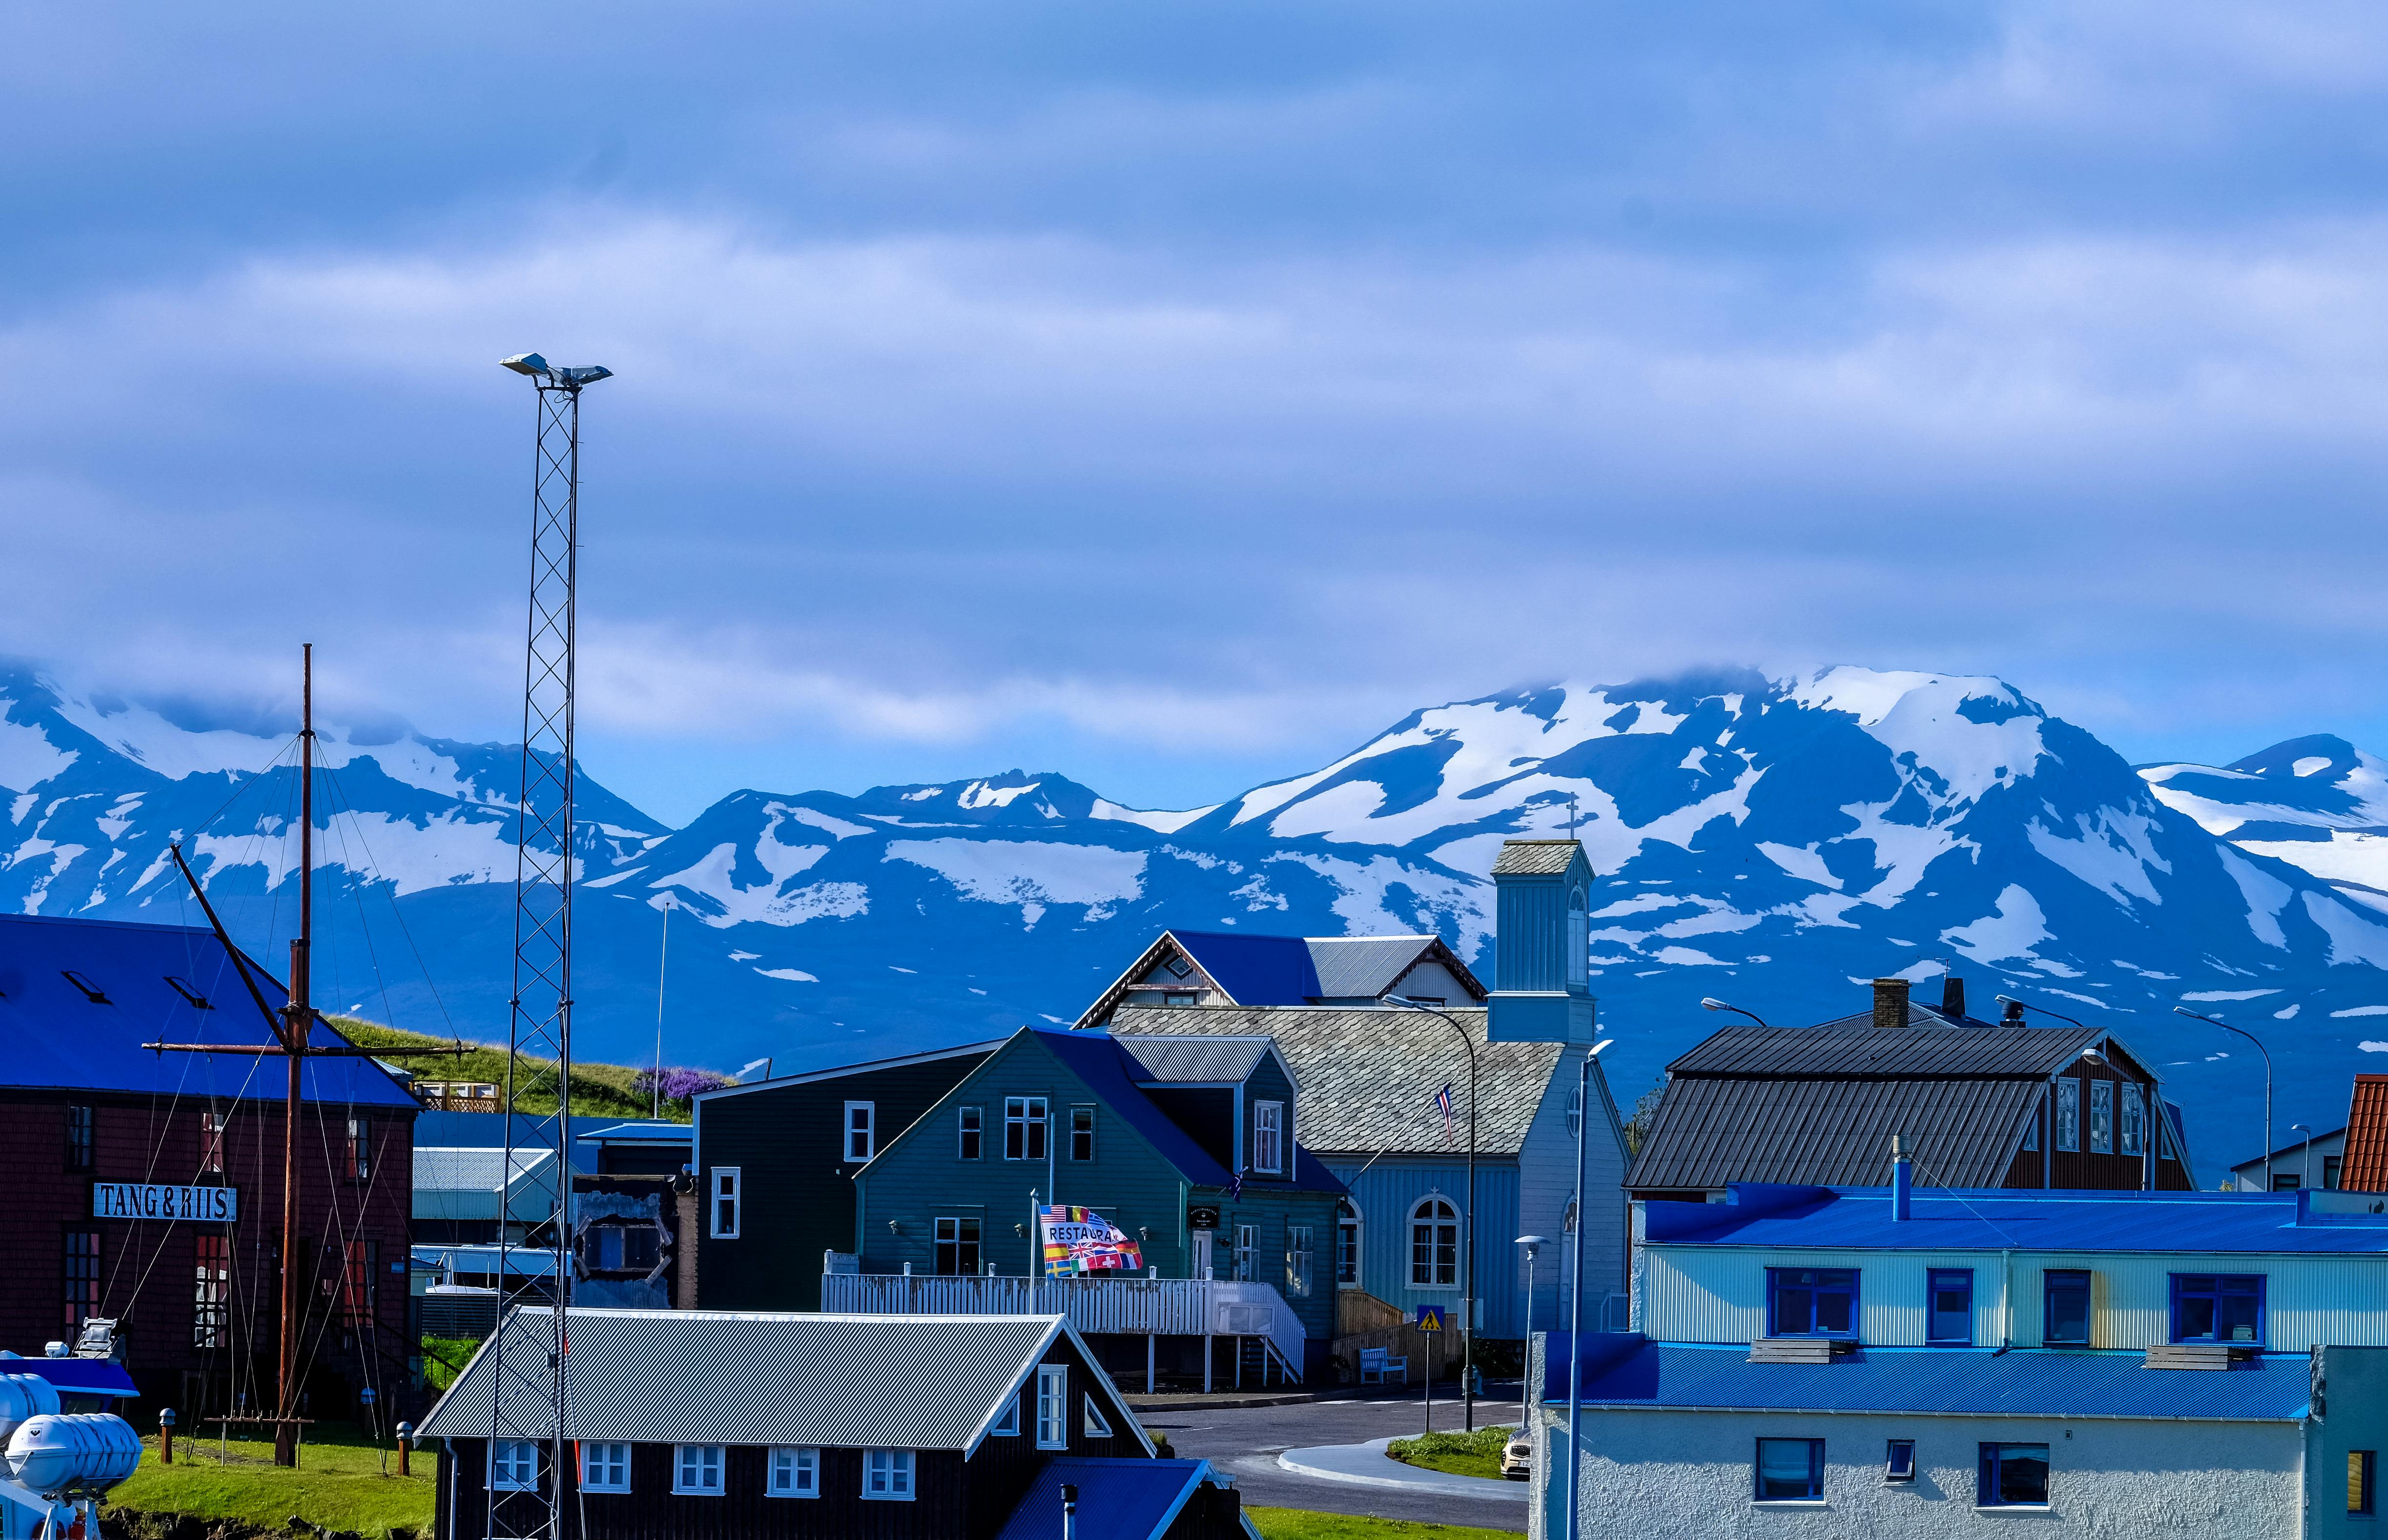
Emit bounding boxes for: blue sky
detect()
[6,0,2388,824]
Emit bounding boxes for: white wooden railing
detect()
[819,1266,1307,1381]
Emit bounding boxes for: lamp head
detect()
[2080,1048,2106,1066]
[1994,994,2019,1007]
[1700,997,1729,1011]
[1589,1038,1614,1057]
[556,364,613,386]
[500,353,551,378]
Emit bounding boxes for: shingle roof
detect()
[1644,1183,2388,1254]
[1110,1006,1561,1157]
[2343,1076,2388,1192]
[994,1460,1217,1540]
[1492,840,1583,876]
[418,1309,1138,1451]
[1625,1075,2041,1190]
[1305,936,1435,999]
[1115,1035,1274,1086]
[1546,1337,2310,1422]
[0,913,419,1107]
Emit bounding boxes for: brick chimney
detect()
[1941,975,1966,1020]
[1872,977,1911,1030]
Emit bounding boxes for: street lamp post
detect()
[2172,1006,2273,1191]
[1387,996,1478,1429]
[1564,1037,1615,1540]
[2293,1125,2312,1191]
[1516,1235,1545,1406]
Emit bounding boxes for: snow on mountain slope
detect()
[2142,735,2388,910]
[13,657,2388,1167]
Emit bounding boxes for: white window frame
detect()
[1410,1196,1460,1289]
[710,1167,741,1239]
[1070,1105,1095,1162]
[1336,1209,1362,1289]
[1254,1102,1284,1174]
[672,1444,725,1496]
[2121,1084,2147,1156]
[2057,1080,2081,1153]
[862,1449,915,1501]
[2090,1081,2114,1155]
[845,1101,876,1162]
[1234,1223,1258,1282]
[1036,1363,1069,1448]
[991,1394,1020,1437]
[1084,1395,1113,1438]
[579,1441,631,1494]
[1006,1096,1048,1161]
[491,1439,539,1492]
[768,1446,819,1499]
[1286,1224,1314,1299]
[958,1104,983,1160]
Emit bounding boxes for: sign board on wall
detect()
[91,1183,239,1222]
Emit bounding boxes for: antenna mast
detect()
[490,352,611,1540]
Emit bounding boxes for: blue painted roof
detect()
[1169,931,1320,1006]
[1542,1335,2310,1422]
[1644,1183,2388,1256]
[1028,1029,1343,1195]
[0,914,418,1108]
[994,1459,1215,1540]
[0,1358,139,1399]
[577,1121,693,1145]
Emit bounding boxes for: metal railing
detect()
[819,1270,1307,1380]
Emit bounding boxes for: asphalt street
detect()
[1144,1392,1531,1532]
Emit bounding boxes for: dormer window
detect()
[1254,1102,1284,1174]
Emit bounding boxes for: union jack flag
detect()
[1435,1083,1456,1145]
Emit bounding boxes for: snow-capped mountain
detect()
[2142,736,2388,914]
[9,658,2388,1170]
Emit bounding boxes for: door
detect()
[1191,1230,1214,1280]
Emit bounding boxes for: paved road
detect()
[1143,1393,1530,1532]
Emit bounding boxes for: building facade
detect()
[0,913,419,1419]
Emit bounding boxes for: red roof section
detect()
[2340,1076,2388,1192]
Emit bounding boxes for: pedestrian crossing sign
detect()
[1415,1305,1446,1332]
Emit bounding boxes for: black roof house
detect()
[1626,976,2198,1200]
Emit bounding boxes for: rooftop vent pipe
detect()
[1890,1134,1912,1221]
[1872,977,1910,1031]
[1941,975,1966,1020]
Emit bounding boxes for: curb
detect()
[1275,1436,1531,1501]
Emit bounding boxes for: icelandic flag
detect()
[1435,1083,1456,1145]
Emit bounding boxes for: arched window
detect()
[1562,1199,1578,1236]
[1409,1197,1459,1288]
[1567,884,1589,989]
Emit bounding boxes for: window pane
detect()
[1756,1440,1820,1500]
[1994,1444,2049,1505]
[2046,1273,2090,1344]
[1814,1291,1852,1335]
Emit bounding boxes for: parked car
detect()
[1504,1430,1532,1480]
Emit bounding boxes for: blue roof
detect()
[1644,1183,2388,1256]
[0,1358,139,1399]
[577,1121,693,1144]
[994,1459,1217,1540]
[1027,1029,1343,1195]
[1542,1335,2310,1422]
[1169,931,1320,1006]
[0,915,418,1108]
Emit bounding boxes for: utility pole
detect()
[149,646,466,1465]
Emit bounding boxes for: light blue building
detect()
[1104,839,1629,1349]
[1533,1176,2388,1539]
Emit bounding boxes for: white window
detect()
[1084,1395,1113,1438]
[1234,1224,1258,1282]
[991,1394,1020,1437]
[1286,1225,1314,1299]
[958,1105,983,1160]
[673,1444,725,1495]
[1411,1197,1459,1288]
[845,1102,876,1162]
[710,1168,741,1238]
[491,1439,539,1492]
[1336,1209,1362,1287]
[862,1449,915,1501]
[1005,1097,1048,1161]
[1254,1102,1284,1174]
[768,1447,819,1498]
[1036,1364,1069,1448]
[2122,1085,2148,1156]
[579,1442,630,1493]
[2090,1082,2114,1155]
[2057,1081,2081,1153]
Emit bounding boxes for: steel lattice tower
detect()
[490,352,611,1540]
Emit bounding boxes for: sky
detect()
[6,0,2388,825]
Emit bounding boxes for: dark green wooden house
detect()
[692,1039,998,1311]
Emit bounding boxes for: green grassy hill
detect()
[326,1018,688,1122]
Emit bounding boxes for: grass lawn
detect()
[104,1421,433,1540]
[329,1018,671,1122]
[1249,1507,1523,1539]
[1384,1424,1518,1481]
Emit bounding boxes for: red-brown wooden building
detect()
[0,914,418,1421]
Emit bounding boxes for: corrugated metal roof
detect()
[1545,1337,2309,1421]
[412,1147,555,1193]
[1492,840,1583,876]
[577,1121,692,1144]
[0,914,420,1107]
[2342,1076,2388,1192]
[1642,1184,2388,1255]
[1115,1035,1271,1086]
[1304,936,1433,999]
[1169,932,1320,1006]
[419,1309,1095,1446]
[1668,1023,2104,1078]
[994,1459,1214,1540]
[1111,1006,1559,1157]
[1625,1076,2038,1190]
